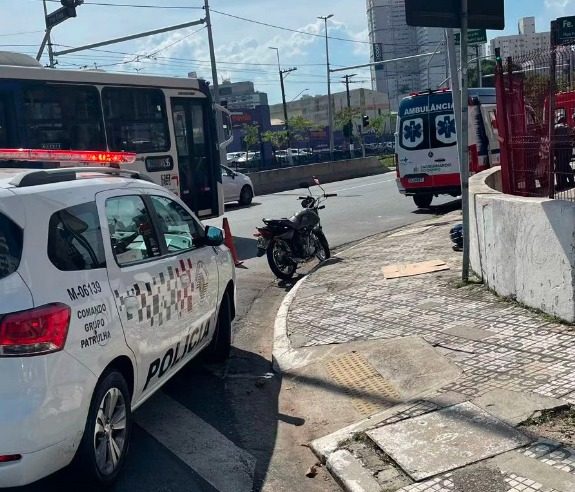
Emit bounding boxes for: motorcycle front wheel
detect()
[267,239,297,281]
[314,231,331,261]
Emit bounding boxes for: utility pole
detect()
[204,0,223,142]
[280,67,297,153]
[342,73,357,157]
[460,0,471,282]
[476,45,482,87]
[42,0,55,67]
[318,14,334,160]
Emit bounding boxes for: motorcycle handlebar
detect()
[298,196,308,200]
[325,193,338,198]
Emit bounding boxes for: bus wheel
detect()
[413,194,433,209]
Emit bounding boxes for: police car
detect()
[0,164,236,487]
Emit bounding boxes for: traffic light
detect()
[362,115,370,128]
[61,0,78,17]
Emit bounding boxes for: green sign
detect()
[454,29,487,45]
[555,17,575,46]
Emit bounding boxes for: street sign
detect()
[46,6,73,29]
[553,16,575,46]
[455,29,487,45]
[405,0,504,30]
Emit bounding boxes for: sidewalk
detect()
[273,211,575,492]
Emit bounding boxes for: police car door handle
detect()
[434,158,446,162]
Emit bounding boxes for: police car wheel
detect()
[76,370,132,484]
[206,293,232,363]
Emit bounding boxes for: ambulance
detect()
[395,88,499,208]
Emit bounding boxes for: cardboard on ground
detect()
[383,260,449,279]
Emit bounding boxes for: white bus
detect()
[0,53,232,218]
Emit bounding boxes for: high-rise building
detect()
[366,0,452,109]
[490,17,550,60]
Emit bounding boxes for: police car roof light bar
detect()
[10,167,153,188]
[0,149,137,165]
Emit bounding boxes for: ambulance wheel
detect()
[414,194,433,209]
[75,370,132,485]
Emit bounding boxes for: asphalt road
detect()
[12,174,461,492]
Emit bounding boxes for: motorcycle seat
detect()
[263,218,300,229]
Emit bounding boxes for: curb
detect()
[271,274,310,373]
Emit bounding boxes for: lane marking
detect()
[135,393,256,492]
[331,177,396,193]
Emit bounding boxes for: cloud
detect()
[544,0,575,14]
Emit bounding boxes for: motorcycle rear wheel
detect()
[267,239,297,281]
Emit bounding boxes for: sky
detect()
[0,0,573,105]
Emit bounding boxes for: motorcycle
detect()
[255,178,337,280]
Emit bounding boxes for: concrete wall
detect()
[247,157,385,195]
[470,167,575,322]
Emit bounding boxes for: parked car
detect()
[0,167,236,487]
[226,152,243,164]
[221,165,255,205]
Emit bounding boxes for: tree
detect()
[289,115,315,143]
[242,123,260,155]
[370,111,397,138]
[334,107,361,130]
[262,130,288,151]
[468,59,496,87]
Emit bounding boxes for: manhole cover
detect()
[325,352,400,416]
[367,402,531,481]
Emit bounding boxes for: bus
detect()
[0,53,232,218]
[395,88,499,208]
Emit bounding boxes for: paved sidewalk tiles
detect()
[368,402,531,481]
[284,213,575,491]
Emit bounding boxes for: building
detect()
[367,0,419,109]
[212,80,269,110]
[367,0,476,109]
[268,88,390,128]
[490,17,550,60]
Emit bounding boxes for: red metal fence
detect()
[496,47,575,200]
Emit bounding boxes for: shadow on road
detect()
[224,201,262,212]
[412,198,462,216]
[233,236,259,261]
[11,348,283,492]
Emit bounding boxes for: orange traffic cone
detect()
[222,217,243,267]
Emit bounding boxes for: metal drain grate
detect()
[325,352,400,416]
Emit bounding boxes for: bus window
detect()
[102,87,170,153]
[171,98,215,214]
[0,99,7,147]
[23,84,105,151]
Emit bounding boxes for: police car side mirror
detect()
[204,226,224,246]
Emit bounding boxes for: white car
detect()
[0,167,236,487]
[221,165,255,205]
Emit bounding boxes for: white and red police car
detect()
[0,152,236,487]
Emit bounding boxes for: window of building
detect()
[102,87,169,153]
[48,202,106,271]
[23,84,106,151]
[106,195,161,266]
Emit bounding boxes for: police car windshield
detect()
[0,212,22,280]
